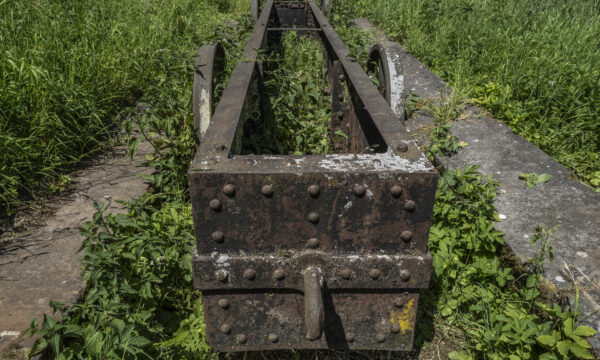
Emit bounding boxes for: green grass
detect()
[0,0,250,217]
[330,0,600,191]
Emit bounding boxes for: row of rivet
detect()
[214,268,410,282]
[210,183,414,203]
[211,230,413,245]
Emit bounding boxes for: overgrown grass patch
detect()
[330,0,600,191]
[0,0,250,217]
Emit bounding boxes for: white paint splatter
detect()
[555,276,565,283]
[576,251,588,258]
[499,214,507,220]
[0,331,20,338]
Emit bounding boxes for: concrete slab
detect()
[356,18,600,351]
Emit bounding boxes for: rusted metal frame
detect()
[196,0,274,160]
[308,2,415,156]
[203,291,420,350]
[189,1,438,352]
[194,253,433,290]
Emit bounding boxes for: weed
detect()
[519,173,553,188]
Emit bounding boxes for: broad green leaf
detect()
[569,342,595,359]
[536,334,557,347]
[556,341,569,356]
[574,325,597,337]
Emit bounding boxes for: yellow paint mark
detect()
[389,298,415,334]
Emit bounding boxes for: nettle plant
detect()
[427,166,597,359]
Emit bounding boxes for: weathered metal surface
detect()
[193,252,432,290]
[189,1,437,352]
[367,42,407,121]
[193,43,225,142]
[203,291,420,351]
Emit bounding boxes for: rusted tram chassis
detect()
[189,1,438,352]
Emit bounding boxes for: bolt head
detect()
[405,200,416,212]
[353,184,366,197]
[307,237,320,248]
[243,268,257,280]
[369,268,381,280]
[391,185,403,198]
[347,57,357,62]
[345,332,356,342]
[396,143,409,152]
[219,323,231,334]
[216,269,228,282]
[376,333,386,343]
[391,323,401,333]
[336,111,344,119]
[394,298,404,308]
[235,334,247,344]
[400,269,411,281]
[268,333,279,343]
[274,268,286,281]
[308,212,320,224]
[338,93,345,100]
[223,184,235,197]
[212,231,224,243]
[308,184,320,197]
[400,230,412,242]
[209,199,222,211]
[338,74,345,81]
[341,268,352,280]
[262,184,274,197]
[217,298,230,309]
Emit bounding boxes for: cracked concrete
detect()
[0,141,153,352]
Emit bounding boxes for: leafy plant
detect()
[519,173,552,188]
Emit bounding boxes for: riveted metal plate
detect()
[193,252,432,290]
[203,292,420,351]
[189,1,437,352]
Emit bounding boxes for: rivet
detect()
[353,184,366,197]
[308,184,320,197]
[338,93,345,100]
[345,332,356,342]
[405,200,416,212]
[394,298,404,308]
[212,231,224,243]
[336,111,344,119]
[400,269,411,281]
[235,334,247,344]
[274,268,286,281]
[217,298,229,309]
[216,269,228,282]
[341,268,352,279]
[391,323,401,333]
[400,230,412,242]
[338,74,345,81]
[223,184,235,197]
[307,237,320,248]
[376,333,386,343]
[369,268,381,280]
[262,184,274,197]
[391,185,403,198]
[209,199,222,211]
[219,323,231,334]
[308,212,320,224]
[347,57,357,62]
[268,333,279,343]
[396,143,408,152]
[243,268,257,280]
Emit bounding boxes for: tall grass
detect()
[331,0,600,190]
[0,0,249,216]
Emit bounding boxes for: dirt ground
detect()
[0,140,153,357]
